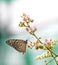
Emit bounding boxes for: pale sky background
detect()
[11,0,58,39]
[0,0,58,34]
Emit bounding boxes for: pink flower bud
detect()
[45,39,48,42]
[26,27,29,32]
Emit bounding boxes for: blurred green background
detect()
[0,0,14,2]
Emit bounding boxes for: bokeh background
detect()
[0,0,58,65]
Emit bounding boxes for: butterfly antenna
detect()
[25,40,28,44]
[26,38,30,43]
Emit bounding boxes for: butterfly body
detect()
[6,39,27,54]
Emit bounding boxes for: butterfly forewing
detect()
[6,39,27,53]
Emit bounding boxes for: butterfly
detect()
[6,39,27,54]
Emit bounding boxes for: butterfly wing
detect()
[6,39,27,53]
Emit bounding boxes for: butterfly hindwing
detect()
[6,39,27,53]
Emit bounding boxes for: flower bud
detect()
[44,38,56,50]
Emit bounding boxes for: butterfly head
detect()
[6,40,10,44]
[6,39,14,46]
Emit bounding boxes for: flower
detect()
[26,27,29,32]
[19,21,25,27]
[27,40,39,49]
[25,27,34,34]
[45,38,52,43]
[25,27,37,34]
[25,27,31,32]
[35,44,43,50]
[27,41,34,49]
[27,39,46,50]
[33,39,39,45]
[21,13,34,23]
[44,38,56,50]
[32,27,37,32]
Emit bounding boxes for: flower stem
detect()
[46,58,54,65]
[52,54,58,65]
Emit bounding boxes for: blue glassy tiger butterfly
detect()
[6,39,27,54]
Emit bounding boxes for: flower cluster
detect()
[27,38,43,49]
[19,13,37,35]
[19,13,33,27]
[35,50,52,60]
[18,13,58,65]
[27,38,56,51]
[21,13,33,23]
[44,38,56,50]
